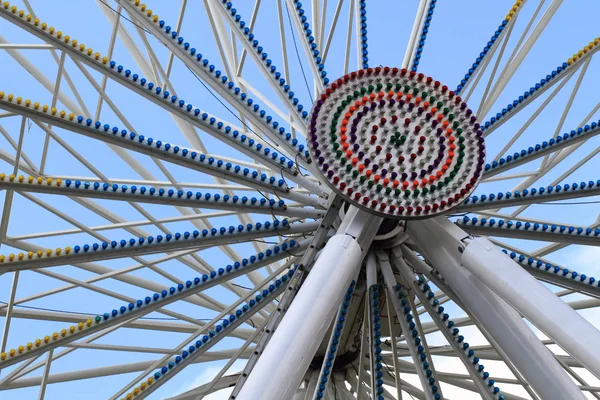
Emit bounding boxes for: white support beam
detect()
[482,121,600,179]
[402,0,429,69]
[0,96,324,206]
[115,0,312,168]
[0,221,312,272]
[237,207,381,399]
[130,273,290,399]
[393,254,496,400]
[462,237,600,380]
[457,180,600,213]
[457,218,600,247]
[407,217,586,400]
[109,259,295,399]
[1,249,299,372]
[284,0,326,92]
[213,0,309,124]
[378,253,437,400]
[0,178,323,219]
[479,0,564,118]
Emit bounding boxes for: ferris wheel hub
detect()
[308,67,486,219]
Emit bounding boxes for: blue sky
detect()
[1,1,600,399]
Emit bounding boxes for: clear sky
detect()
[1,0,600,399]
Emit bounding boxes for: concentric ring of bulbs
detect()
[308,67,486,219]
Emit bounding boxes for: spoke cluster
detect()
[455,0,523,95]
[481,35,600,134]
[0,0,599,399]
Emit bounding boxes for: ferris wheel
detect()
[0,0,600,399]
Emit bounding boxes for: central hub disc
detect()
[308,67,485,219]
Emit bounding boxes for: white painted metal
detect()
[0,1,600,398]
[407,217,587,400]
[479,0,564,117]
[379,254,436,400]
[237,233,363,399]
[462,237,600,380]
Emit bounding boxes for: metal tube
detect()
[462,236,600,380]
[237,234,363,399]
[407,217,586,400]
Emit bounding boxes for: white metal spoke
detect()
[1,1,600,399]
[213,0,310,124]
[110,258,295,399]
[478,0,564,118]
[0,177,322,219]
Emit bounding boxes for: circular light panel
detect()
[308,67,485,219]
